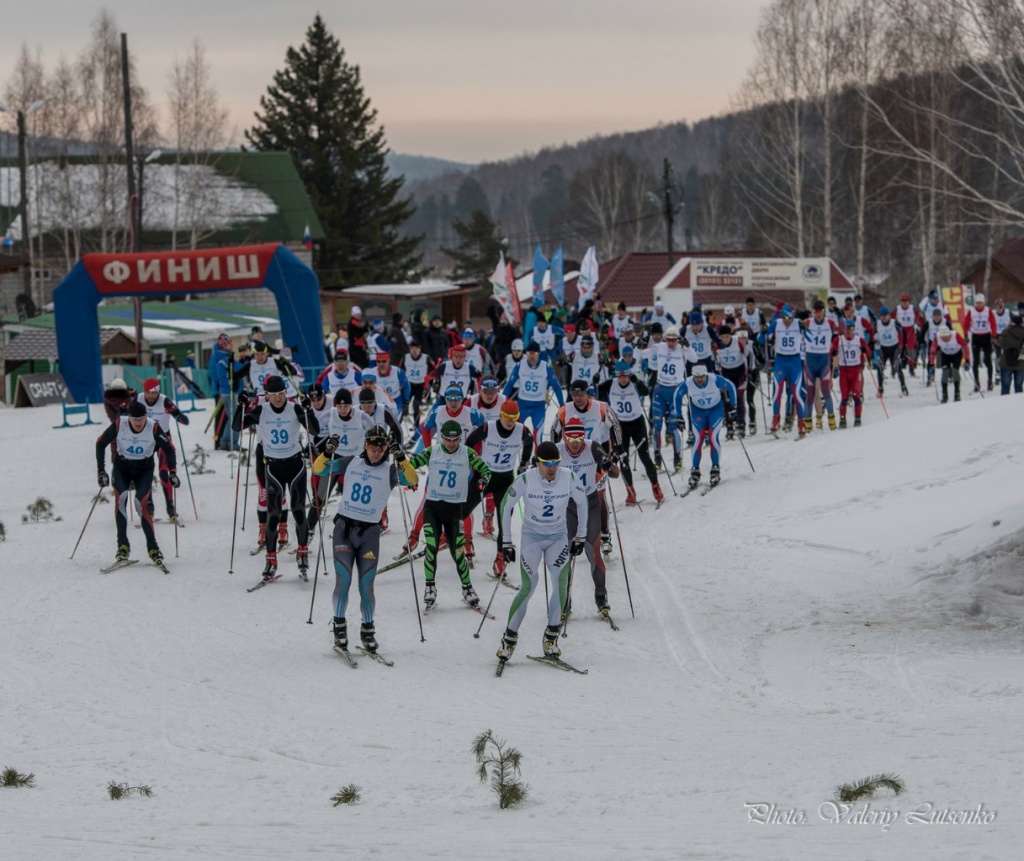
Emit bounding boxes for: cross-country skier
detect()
[317,349,363,399]
[801,301,837,432]
[761,304,807,437]
[833,319,870,427]
[495,441,588,664]
[963,293,998,391]
[714,325,753,438]
[403,341,430,428]
[370,352,411,416]
[672,364,737,490]
[248,340,297,396]
[328,425,418,656]
[95,400,178,567]
[502,341,564,442]
[557,418,618,616]
[464,399,534,578]
[135,377,190,521]
[234,375,319,581]
[596,361,664,506]
[874,307,908,397]
[425,344,478,404]
[405,419,492,610]
[467,374,503,421]
[570,334,603,389]
[931,325,968,403]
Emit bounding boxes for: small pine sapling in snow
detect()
[331,784,362,806]
[107,781,153,800]
[473,729,529,809]
[835,773,906,803]
[189,445,215,474]
[1,767,36,787]
[0,520,6,541]
[22,497,62,524]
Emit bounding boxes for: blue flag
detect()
[532,245,549,308]
[550,244,564,308]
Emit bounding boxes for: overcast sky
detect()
[0,1,768,163]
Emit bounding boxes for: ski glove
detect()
[175,411,190,426]
[299,394,311,411]
[477,477,489,492]
[726,407,738,423]
[97,470,109,488]
[389,441,403,459]
[237,391,251,409]
[324,435,340,455]
[502,544,516,563]
[169,472,181,489]
[570,538,586,557]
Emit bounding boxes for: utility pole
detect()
[0,99,45,308]
[662,158,675,269]
[121,32,142,365]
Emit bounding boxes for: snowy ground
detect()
[1,373,1022,860]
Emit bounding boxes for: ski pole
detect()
[560,554,577,638]
[661,423,679,497]
[865,365,890,418]
[240,428,254,531]
[306,450,336,624]
[605,480,635,618]
[174,420,198,520]
[474,574,503,639]
[398,478,426,643]
[228,426,243,574]
[70,489,105,559]
[759,369,770,434]
[172,488,179,558]
[736,428,756,474]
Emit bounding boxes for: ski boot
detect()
[402,533,419,555]
[360,622,378,654]
[798,420,806,439]
[941,384,949,403]
[673,453,683,473]
[492,553,506,579]
[652,483,665,505]
[148,547,164,566]
[688,468,701,490]
[709,465,721,488]
[748,420,757,437]
[601,532,613,556]
[654,450,663,471]
[542,625,562,657]
[803,417,813,433]
[854,416,862,427]
[482,511,495,537]
[770,415,780,434]
[839,415,847,429]
[624,485,638,506]
[277,520,289,549]
[685,433,695,448]
[462,582,480,608]
[296,545,309,576]
[954,383,961,402]
[380,508,389,533]
[423,581,437,608]
[262,551,278,580]
[901,385,909,396]
[782,415,794,433]
[738,426,746,439]
[596,593,611,616]
[815,414,823,430]
[464,536,475,562]
[497,628,518,661]
[827,413,837,431]
[333,617,348,650]
[116,544,131,562]
[987,380,994,392]
[725,425,735,441]
[256,521,266,550]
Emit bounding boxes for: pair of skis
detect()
[424,599,496,621]
[496,654,589,676]
[100,558,170,575]
[333,645,395,668]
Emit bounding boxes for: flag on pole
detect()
[302,224,313,250]
[577,246,598,309]
[532,245,549,308]
[490,252,517,323]
[506,260,522,324]
[550,243,565,308]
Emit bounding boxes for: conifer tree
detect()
[246,15,422,286]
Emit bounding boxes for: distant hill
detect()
[386,153,474,184]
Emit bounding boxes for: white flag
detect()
[489,252,516,321]
[577,246,599,309]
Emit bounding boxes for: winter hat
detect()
[879,306,890,316]
[526,341,541,353]
[444,384,464,399]
[351,305,363,317]
[650,322,663,335]
[511,338,524,351]
[665,326,680,339]
[334,388,352,405]
[217,333,232,351]
[535,441,561,463]
[449,345,466,356]
[620,345,634,355]
[724,305,735,316]
[263,375,286,393]
[358,388,377,404]
[499,399,520,420]
[975,294,986,304]
[689,311,703,324]
[718,324,733,336]
[375,352,390,362]
[110,378,127,391]
[563,417,586,438]
[143,378,160,393]
[253,340,269,353]
[569,379,589,393]
[692,364,708,377]
[128,401,148,418]
[781,305,795,318]
[480,375,499,390]
[654,300,664,309]
[615,360,632,373]
[334,349,349,361]
[361,371,377,383]
[900,292,911,301]
[462,327,476,339]
[440,420,463,439]
[938,325,952,337]
[373,318,384,331]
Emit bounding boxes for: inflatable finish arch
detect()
[54,243,322,403]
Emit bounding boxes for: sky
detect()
[0,1,768,164]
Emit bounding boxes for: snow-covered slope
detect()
[1,380,1021,860]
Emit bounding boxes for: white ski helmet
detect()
[938,325,952,337]
[110,378,127,390]
[974,293,986,304]
[692,364,708,377]
[665,326,680,339]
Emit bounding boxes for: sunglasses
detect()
[564,433,586,441]
[536,458,560,467]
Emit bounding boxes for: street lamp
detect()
[0,99,46,308]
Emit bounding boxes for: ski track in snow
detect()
[2,388,1023,860]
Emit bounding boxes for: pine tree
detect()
[442,210,505,283]
[246,15,422,287]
